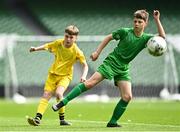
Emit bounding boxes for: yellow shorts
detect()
[44,73,71,92]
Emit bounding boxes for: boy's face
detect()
[64,33,77,47]
[133,18,147,32]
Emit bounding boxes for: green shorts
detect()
[97,57,131,86]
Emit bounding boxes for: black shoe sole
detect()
[107,123,121,127]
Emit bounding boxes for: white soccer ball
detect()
[147,36,167,56]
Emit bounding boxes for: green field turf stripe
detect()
[70,120,180,128]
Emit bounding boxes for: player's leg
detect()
[107,80,132,127]
[27,73,55,126]
[52,72,104,111]
[27,91,53,126]
[55,76,71,125]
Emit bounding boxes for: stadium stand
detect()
[0,0,180,98]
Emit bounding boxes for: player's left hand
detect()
[153,10,160,19]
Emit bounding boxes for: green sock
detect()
[62,83,88,105]
[109,99,129,124]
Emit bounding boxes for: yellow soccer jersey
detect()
[44,39,86,78]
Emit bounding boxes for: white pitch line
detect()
[69,120,180,128]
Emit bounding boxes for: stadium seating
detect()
[0,1,180,97]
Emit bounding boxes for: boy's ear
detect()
[74,35,78,40]
[145,21,148,27]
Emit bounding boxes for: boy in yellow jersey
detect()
[27,25,88,126]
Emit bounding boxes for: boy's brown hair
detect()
[134,10,149,22]
[65,25,79,35]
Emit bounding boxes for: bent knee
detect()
[84,81,95,89]
[122,94,132,102]
[42,91,53,100]
[55,93,63,100]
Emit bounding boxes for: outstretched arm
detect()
[80,61,88,82]
[90,34,113,61]
[153,10,166,39]
[29,45,46,52]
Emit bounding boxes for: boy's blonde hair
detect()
[134,9,149,22]
[65,25,79,35]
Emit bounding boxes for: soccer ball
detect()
[147,36,167,56]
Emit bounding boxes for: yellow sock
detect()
[59,106,65,115]
[37,98,49,115]
[57,98,65,120]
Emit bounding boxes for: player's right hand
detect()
[90,51,99,61]
[29,47,36,52]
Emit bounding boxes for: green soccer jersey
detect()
[112,28,153,64]
[97,28,154,81]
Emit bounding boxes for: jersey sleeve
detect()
[44,40,58,53]
[144,33,154,48]
[76,46,86,64]
[112,28,128,40]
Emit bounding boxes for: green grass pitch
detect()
[0,99,180,131]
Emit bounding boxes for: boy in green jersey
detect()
[52,10,166,127]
